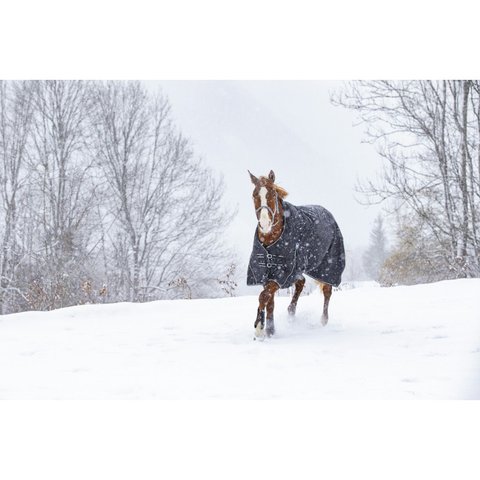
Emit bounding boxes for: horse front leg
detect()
[288,276,305,316]
[255,281,279,338]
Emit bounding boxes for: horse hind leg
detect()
[288,276,306,316]
[318,282,332,326]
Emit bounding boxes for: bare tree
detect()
[26,80,97,309]
[0,80,235,313]
[90,81,234,302]
[333,81,480,281]
[0,81,34,313]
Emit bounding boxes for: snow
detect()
[0,279,479,399]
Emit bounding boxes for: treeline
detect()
[0,81,236,314]
[335,81,480,285]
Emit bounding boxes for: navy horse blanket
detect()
[247,201,345,288]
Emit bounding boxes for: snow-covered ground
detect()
[0,279,479,399]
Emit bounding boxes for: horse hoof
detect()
[266,318,275,337]
[266,328,275,337]
[287,304,296,316]
[255,323,265,339]
[321,315,328,326]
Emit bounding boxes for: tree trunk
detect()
[459,80,470,276]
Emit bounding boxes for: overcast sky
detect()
[150,81,383,268]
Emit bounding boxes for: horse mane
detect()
[259,176,289,199]
[273,184,289,199]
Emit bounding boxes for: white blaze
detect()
[258,187,272,233]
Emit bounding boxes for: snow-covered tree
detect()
[0,80,235,314]
[89,81,234,302]
[334,81,480,281]
[0,81,34,313]
[23,80,98,310]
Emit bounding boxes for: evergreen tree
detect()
[363,215,388,281]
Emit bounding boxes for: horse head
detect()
[248,169,288,236]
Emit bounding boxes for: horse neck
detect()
[257,200,284,246]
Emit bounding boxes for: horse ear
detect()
[248,170,259,185]
[268,170,275,183]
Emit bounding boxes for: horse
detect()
[247,170,345,339]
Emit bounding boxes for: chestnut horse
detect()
[247,170,345,339]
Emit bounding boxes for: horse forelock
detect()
[257,176,289,199]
